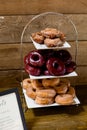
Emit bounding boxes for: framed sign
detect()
[0,88,27,130]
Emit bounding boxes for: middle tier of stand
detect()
[29,71,78,79]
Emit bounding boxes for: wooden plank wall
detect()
[0,0,87,91]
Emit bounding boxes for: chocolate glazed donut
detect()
[28,50,45,67]
[46,57,65,76]
[25,64,41,76]
[56,49,72,64]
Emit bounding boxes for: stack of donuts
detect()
[24,49,76,76]
[31,28,66,47]
[22,78,76,105]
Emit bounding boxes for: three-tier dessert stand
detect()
[21,12,80,109]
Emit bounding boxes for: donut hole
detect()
[32,88,36,92]
[27,80,31,84]
[53,61,59,69]
[32,54,39,61]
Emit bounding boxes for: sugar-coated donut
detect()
[35,96,54,105]
[41,28,59,38]
[67,86,76,98]
[22,78,32,90]
[42,78,60,88]
[31,28,66,48]
[54,83,68,94]
[31,32,44,44]
[31,79,43,90]
[58,31,66,41]
[55,94,73,105]
[26,86,36,100]
[44,38,63,47]
[60,78,70,87]
[36,89,56,98]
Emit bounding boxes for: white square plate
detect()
[30,37,71,50]
[29,71,78,79]
[23,89,80,109]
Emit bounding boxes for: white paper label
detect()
[0,93,24,130]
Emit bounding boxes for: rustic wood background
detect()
[0,0,87,130]
[0,1,87,87]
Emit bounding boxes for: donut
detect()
[31,79,43,90]
[46,57,65,76]
[36,89,56,98]
[35,96,54,105]
[43,69,51,76]
[26,86,36,100]
[57,50,72,64]
[54,83,68,94]
[60,78,70,87]
[46,49,55,59]
[28,50,45,67]
[67,86,76,98]
[31,32,44,44]
[57,31,66,41]
[55,94,74,105]
[42,78,60,88]
[22,78,32,90]
[24,55,29,65]
[44,38,63,47]
[65,61,77,74]
[25,64,41,76]
[41,28,59,38]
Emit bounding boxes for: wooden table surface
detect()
[22,85,87,130]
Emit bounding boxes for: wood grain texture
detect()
[0,43,34,69]
[0,0,87,15]
[0,14,87,43]
[24,102,87,130]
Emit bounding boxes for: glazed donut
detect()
[36,88,56,98]
[26,86,36,100]
[22,78,32,90]
[60,78,70,87]
[54,83,68,94]
[28,50,45,67]
[56,50,72,64]
[25,64,41,76]
[31,32,44,44]
[44,38,63,47]
[42,78,60,88]
[46,57,65,76]
[65,61,77,74]
[67,86,76,98]
[24,55,29,65]
[31,79,43,90]
[43,69,51,76]
[55,94,73,105]
[35,96,54,105]
[41,28,59,38]
[57,31,66,41]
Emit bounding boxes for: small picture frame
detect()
[0,88,27,130]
